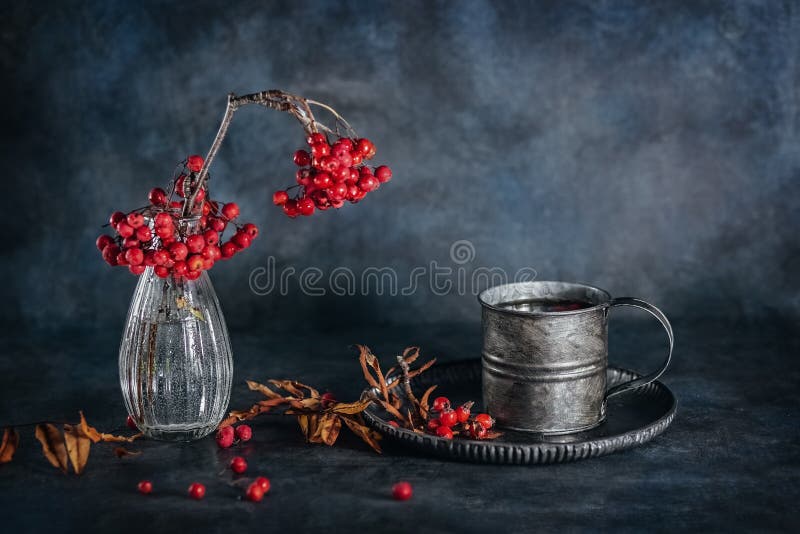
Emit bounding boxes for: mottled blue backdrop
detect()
[2,0,798,331]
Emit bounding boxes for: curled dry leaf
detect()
[63,424,91,474]
[0,428,20,463]
[330,400,372,415]
[79,412,142,443]
[35,424,69,474]
[308,413,342,446]
[341,416,382,453]
[113,447,142,458]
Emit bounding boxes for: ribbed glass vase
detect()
[118,221,232,441]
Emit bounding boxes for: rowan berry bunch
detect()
[424,397,498,440]
[273,133,392,217]
[96,155,259,279]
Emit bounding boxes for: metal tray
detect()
[362,360,677,464]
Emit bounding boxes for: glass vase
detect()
[118,228,233,441]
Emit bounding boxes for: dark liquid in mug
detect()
[497,298,594,313]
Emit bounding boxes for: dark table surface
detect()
[0,317,798,533]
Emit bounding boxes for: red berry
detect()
[187,254,204,272]
[328,182,348,201]
[169,242,189,261]
[426,418,441,431]
[388,421,400,428]
[137,480,152,495]
[96,235,114,251]
[293,149,311,166]
[351,152,363,165]
[216,426,234,448]
[336,151,353,168]
[391,481,413,501]
[439,409,458,427]
[149,187,168,206]
[187,155,204,172]
[155,225,174,240]
[455,405,471,423]
[320,392,336,408]
[110,211,126,226]
[125,248,144,266]
[232,232,252,249]
[311,143,330,159]
[220,242,237,258]
[122,236,139,250]
[135,226,152,242]
[185,269,201,280]
[172,261,188,276]
[129,265,146,275]
[432,397,450,412]
[333,137,354,154]
[375,165,392,183]
[356,138,376,159]
[186,234,205,253]
[307,132,327,146]
[127,212,145,228]
[254,476,270,494]
[115,221,134,238]
[153,250,169,265]
[242,223,259,238]
[319,156,339,172]
[246,482,264,502]
[116,252,128,266]
[187,482,205,500]
[202,229,219,246]
[313,172,333,189]
[435,426,453,439]
[297,197,315,216]
[194,188,206,202]
[202,245,221,261]
[126,415,138,430]
[102,244,121,266]
[230,456,248,474]
[468,421,488,439]
[358,175,379,192]
[154,213,172,227]
[222,202,240,220]
[474,413,494,429]
[208,217,226,232]
[283,199,299,218]
[235,425,252,442]
[273,190,289,205]
[154,265,169,278]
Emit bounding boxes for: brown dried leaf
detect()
[113,447,142,458]
[330,400,372,415]
[63,424,91,474]
[296,414,312,440]
[246,380,282,399]
[221,397,291,427]
[78,412,141,443]
[268,379,306,398]
[0,428,20,463]
[376,399,406,423]
[366,352,389,402]
[358,345,382,391]
[408,358,436,379]
[35,424,68,473]
[419,385,437,417]
[309,413,342,446]
[341,415,382,454]
[402,346,421,365]
[390,393,403,410]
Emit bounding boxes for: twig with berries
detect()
[96,89,394,279]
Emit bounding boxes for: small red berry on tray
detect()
[432,396,450,412]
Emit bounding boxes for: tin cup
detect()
[478,281,673,434]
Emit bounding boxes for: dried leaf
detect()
[401,346,420,365]
[35,424,68,473]
[296,414,312,439]
[289,397,321,411]
[341,416,382,454]
[376,399,406,423]
[419,385,437,413]
[330,400,372,415]
[0,428,20,463]
[246,380,282,399]
[63,424,91,474]
[408,358,436,379]
[113,447,141,458]
[358,345,387,401]
[79,412,141,443]
[268,379,306,398]
[309,413,341,446]
[221,397,291,427]
[190,307,205,321]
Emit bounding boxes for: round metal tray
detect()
[362,360,677,464]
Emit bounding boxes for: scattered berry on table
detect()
[391,481,413,501]
[137,480,152,495]
[230,456,248,474]
[235,425,252,442]
[188,482,206,500]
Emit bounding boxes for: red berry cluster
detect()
[215,424,252,448]
[425,397,495,440]
[96,155,259,278]
[272,134,392,217]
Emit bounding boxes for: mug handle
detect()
[604,297,674,400]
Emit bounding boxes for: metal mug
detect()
[478,281,673,434]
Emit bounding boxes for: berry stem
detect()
[183,90,350,217]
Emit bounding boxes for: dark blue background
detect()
[1,2,799,532]
[3,0,798,332]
